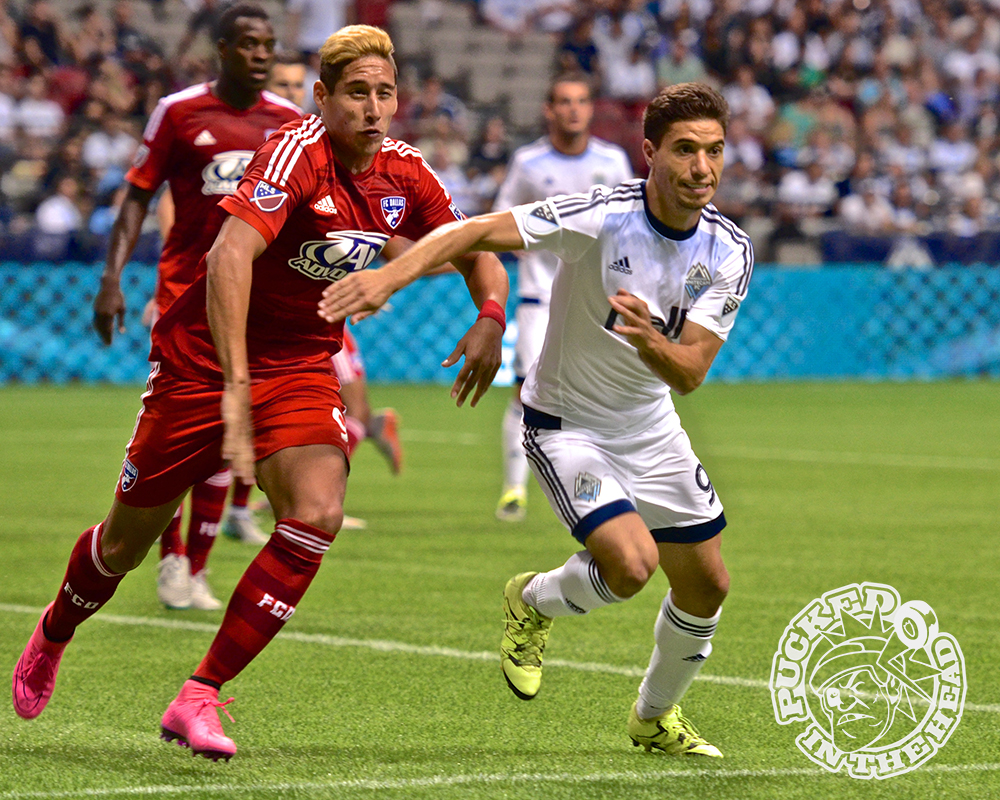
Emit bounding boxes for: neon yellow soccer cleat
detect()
[501,572,552,700]
[495,487,527,522]
[627,702,722,757]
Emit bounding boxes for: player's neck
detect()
[328,140,378,175]
[550,131,589,157]
[645,181,701,231]
[212,78,260,111]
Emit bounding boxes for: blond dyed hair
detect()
[319,25,396,90]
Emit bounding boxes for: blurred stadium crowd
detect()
[3,0,1000,264]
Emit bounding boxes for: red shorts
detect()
[115,363,349,508]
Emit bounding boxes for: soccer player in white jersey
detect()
[494,73,633,522]
[319,82,751,757]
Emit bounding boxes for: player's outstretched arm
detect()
[608,289,724,395]
[317,211,523,325]
[93,184,155,345]
[206,215,268,484]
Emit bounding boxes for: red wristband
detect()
[477,299,506,332]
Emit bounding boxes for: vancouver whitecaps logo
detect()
[201,150,254,195]
[770,582,966,779]
[289,231,390,281]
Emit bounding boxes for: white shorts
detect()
[513,300,548,381]
[331,328,364,387]
[522,406,725,544]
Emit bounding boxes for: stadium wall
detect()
[1,263,998,384]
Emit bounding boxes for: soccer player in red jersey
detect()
[93,3,301,607]
[12,25,507,761]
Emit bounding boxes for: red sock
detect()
[46,524,126,642]
[231,481,253,510]
[194,519,335,685]
[187,470,231,575]
[345,415,365,456]
[160,507,184,560]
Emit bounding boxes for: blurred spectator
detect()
[468,115,510,177]
[285,0,353,58]
[604,40,656,103]
[481,0,537,38]
[558,15,598,74]
[654,37,706,88]
[929,121,978,179]
[19,0,66,67]
[176,0,227,61]
[415,113,469,174]
[13,74,64,139]
[35,174,84,234]
[722,64,774,135]
[268,54,307,108]
[69,3,115,65]
[776,157,837,219]
[82,110,138,195]
[838,179,895,234]
[407,75,468,141]
[0,60,15,147]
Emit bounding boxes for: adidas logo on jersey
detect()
[608,256,632,274]
[313,195,338,215]
[194,129,217,146]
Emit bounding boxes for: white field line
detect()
[1,763,999,799]
[1,605,997,714]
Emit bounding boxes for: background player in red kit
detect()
[12,25,508,762]
[92,3,301,609]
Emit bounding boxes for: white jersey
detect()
[494,136,633,303]
[512,181,753,438]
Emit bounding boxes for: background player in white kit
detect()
[319,82,751,757]
[494,73,632,522]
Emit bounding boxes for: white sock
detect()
[229,506,250,520]
[502,398,529,491]
[636,591,720,719]
[523,551,625,618]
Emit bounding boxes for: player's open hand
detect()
[318,269,394,325]
[93,280,127,345]
[221,380,256,485]
[608,289,658,352]
[442,317,504,407]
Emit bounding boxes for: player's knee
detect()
[604,548,659,599]
[99,534,147,573]
[291,502,344,537]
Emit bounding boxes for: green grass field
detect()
[0,381,998,799]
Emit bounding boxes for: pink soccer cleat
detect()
[160,679,237,762]
[12,602,71,720]
[369,408,403,475]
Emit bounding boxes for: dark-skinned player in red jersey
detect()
[92,3,301,611]
[13,25,509,761]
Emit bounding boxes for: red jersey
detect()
[126,83,301,312]
[150,115,466,382]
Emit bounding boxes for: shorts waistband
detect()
[523,405,561,430]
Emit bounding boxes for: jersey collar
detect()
[642,181,700,241]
